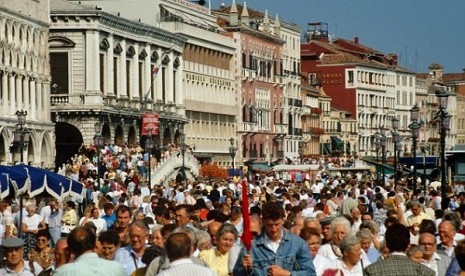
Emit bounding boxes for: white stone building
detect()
[49,0,186,166]
[80,0,237,166]
[0,0,55,167]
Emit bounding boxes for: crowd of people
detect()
[2,142,465,275]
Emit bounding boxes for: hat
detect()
[319,216,334,226]
[2,238,24,248]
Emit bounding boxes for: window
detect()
[347,71,354,85]
[50,52,69,94]
[100,53,105,94]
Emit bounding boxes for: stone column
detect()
[30,78,36,120]
[166,52,174,105]
[1,71,7,116]
[144,44,151,101]
[132,44,139,100]
[16,75,23,109]
[23,76,30,114]
[119,40,127,98]
[175,56,184,115]
[85,30,100,92]
[156,50,163,103]
[107,35,114,96]
[42,81,51,122]
[36,80,42,121]
[9,72,16,115]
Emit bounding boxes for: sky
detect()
[209,0,465,73]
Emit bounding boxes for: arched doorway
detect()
[128,126,137,146]
[115,125,124,146]
[102,123,111,145]
[55,122,83,170]
[163,128,171,148]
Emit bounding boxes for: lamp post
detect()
[379,127,387,186]
[409,104,421,192]
[436,88,451,210]
[391,117,400,187]
[229,137,237,177]
[145,128,154,188]
[93,121,104,190]
[421,144,430,193]
[13,110,30,237]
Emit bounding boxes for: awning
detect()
[248,162,272,172]
[331,136,344,151]
[323,143,330,155]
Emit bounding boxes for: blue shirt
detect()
[101,213,116,229]
[54,252,126,276]
[233,230,316,276]
[114,245,146,275]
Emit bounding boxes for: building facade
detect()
[216,3,289,166]
[83,0,237,167]
[301,24,417,160]
[0,0,55,167]
[50,0,185,166]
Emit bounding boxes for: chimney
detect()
[354,37,359,44]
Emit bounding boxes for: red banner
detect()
[141,112,159,136]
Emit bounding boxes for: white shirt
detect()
[421,252,441,276]
[264,231,283,254]
[313,254,334,275]
[157,258,215,276]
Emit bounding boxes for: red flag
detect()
[151,65,160,78]
[241,180,252,251]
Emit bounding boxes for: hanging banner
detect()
[141,112,159,135]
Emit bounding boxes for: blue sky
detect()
[210,0,465,73]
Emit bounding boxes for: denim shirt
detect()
[233,230,316,276]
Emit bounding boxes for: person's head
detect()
[2,238,25,268]
[350,207,361,219]
[98,230,120,260]
[303,217,321,233]
[195,230,211,251]
[455,239,465,271]
[91,207,100,219]
[410,201,422,216]
[36,229,51,251]
[250,214,262,237]
[207,221,222,246]
[153,206,171,225]
[103,202,114,216]
[67,226,96,258]
[340,235,362,267]
[356,229,372,253]
[215,223,238,255]
[385,223,410,253]
[300,227,321,258]
[26,204,36,216]
[438,220,456,247]
[419,232,437,261]
[330,217,352,246]
[261,202,285,242]
[115,205,132,229]
[129,221,149,253]
[406,244,424,263]
[149,225,164,248]
[133,210,145,221]
[165,232,192,262]
[379,241,390,259]
[55,238,71,268]
[173,226,198,252]
[419,219,436,235]
[361,212,373,222]
[175,205,191,227]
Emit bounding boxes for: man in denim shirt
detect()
[233,202,316,276]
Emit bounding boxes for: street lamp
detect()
[436,88,451,210]
[379,127,387,186]
[409,104,421,192]
[93,121,104,190]
[13,110,30,237]
[145,128,154,188]
[391,117,400,187]
[229,137,237,177]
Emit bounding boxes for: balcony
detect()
[288,128,302,136]
[287,98,303,108]
[274,124,288,135]
[241,122,258,133]
[310,127,325,136]
[310,107,322,115]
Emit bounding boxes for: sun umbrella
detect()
[0,165,29,195]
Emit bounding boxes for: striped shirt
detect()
[157,258,215,276]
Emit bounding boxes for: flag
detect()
[151,65,160,78]
[241,179,252,252]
